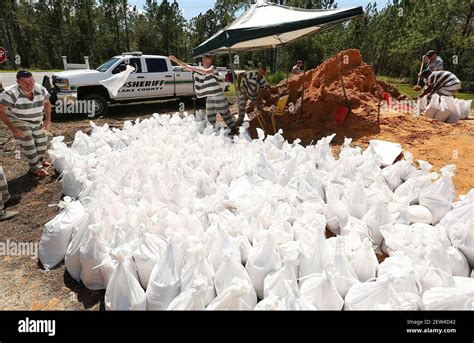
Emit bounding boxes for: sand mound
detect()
[249,49,385,144]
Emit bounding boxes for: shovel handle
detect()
[416,55,425,86]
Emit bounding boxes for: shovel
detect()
[335,62,352,125]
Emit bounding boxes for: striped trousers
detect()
[13,121,48,170]
[206,94,235,129]
[238,93,251,122]
[0,167,10,210]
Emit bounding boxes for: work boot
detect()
[228,126,239,137]
[0,209,19,221]
[4,194,21,207]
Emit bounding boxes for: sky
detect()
[128,0,387,20]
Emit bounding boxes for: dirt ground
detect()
[0,96,473,310]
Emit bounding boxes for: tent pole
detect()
[228,48,239,112]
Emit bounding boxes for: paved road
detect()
[0,72,55,88]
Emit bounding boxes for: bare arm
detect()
[169,55,215,75]
[0,104,24,138]
[418,84,434,99]
[43,99,52,130]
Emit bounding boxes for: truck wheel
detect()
[82,94,108,117]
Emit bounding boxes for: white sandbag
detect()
[105,251,146,311]
[388,199,411,226]
[167,276,207,310]
[453,276,474,291]
[362,202,392,247]
[416,96,427,115]
[47,136,70,173]
[99,65,135,97]
[254,294,281,310]
[277,281,317,310]
[416,264,455,292]
[424,94,451,121]
[64,210,90,280]
[407,205,433,224]
[206,278,254,310]
[448,220,474,268]
[419,165,456,224]
[447,246,471,277]
[39,197,88,270]
[61,165,87,199]
[263,249,299,299]
[394,174,436,205]
[421,287,474,310]
[350,238,378,282]
[245,232,281,299]
[300,272,344,310]
[445,96,471,122]
[79,226,113,290]
[208,227,241,272]
[180,245,216,306]
[382,163,404,191]
[457,98,472,119]
[298,227,328,283]
[439,203,474,232]
[377,253,414,277]
[340,216,372,243]
[214,249,257,308]
[434,96,453,122]
[345,180,368,219]
[131,228,167,289]
[146,242,181,310]
[367,140,403,167]
[326,237,359,298]
[324,197,348,236]
[344,275,421,310]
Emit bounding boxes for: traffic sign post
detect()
[0,47,8,64]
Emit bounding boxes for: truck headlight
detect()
[54,78,71,91]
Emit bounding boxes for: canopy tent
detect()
[192,0,364,57]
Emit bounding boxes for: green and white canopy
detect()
[192,0,364,57]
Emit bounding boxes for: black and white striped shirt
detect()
[427,71,461,96]
[1,83,50,124]
[194,66,224,98]
[241,71,266,100]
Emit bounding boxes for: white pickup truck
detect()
[50,52,229,117]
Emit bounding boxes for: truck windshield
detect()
[96,58,120,72]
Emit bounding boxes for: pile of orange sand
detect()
[245,49,474,196]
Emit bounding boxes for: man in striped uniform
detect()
[0,166,20,221]
[169,54,236,133]
[417,69,461,100]
[0,70,52,177]
[236,66,267,126]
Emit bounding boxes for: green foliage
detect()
[266,71,290,85]
[0,0,472,96]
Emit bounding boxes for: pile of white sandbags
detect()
[421,94,472,123]
[40,112,474,310]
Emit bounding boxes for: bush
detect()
[266,71,289,85]
[461,81,474,93]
